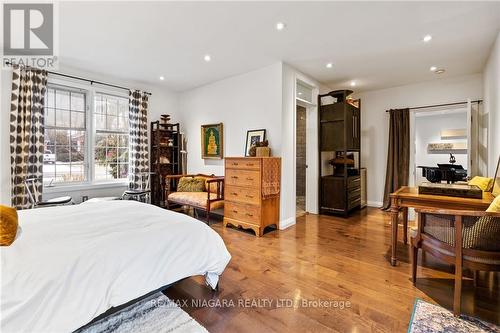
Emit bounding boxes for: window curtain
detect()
[128,90,149,189]
[9,67,48,209]
[382,108,410,210]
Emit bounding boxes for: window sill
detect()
[44,181,128,194]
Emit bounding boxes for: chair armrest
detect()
[206,177,224,184]
[206,177,224,201]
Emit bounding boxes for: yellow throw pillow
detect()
[194,176,209,192]
[0,205,18,246]
[195,176,219,194]
[469,176,494,192]
[177,177,205,192]
[486,195,500,213]
[493,180,500,197]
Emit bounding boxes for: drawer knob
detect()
[232,210,238,213]
[231,176,239,179]
[231,192,238,195]
[246,163,253,166]
[246,195,254,198]
[246,177,254,181]
[233,163,239,166]
[246,213,253,217]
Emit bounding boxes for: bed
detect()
[0,200,231,333]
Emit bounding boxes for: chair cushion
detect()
[40,196,72,205]
[468,176,494,192]
[38,196,72,205]
[486,195,500,213]
[0,205,18,246]
[168,192,224,210]
[177,177,205,192]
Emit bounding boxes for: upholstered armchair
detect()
[410,208,500,316]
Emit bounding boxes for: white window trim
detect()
[45,76,130,190]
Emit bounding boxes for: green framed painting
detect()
[201,123,223,159]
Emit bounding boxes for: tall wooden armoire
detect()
[318,90,361,217]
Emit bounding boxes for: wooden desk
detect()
[389,186,494,266]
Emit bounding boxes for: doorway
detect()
[296,105,307,216]
[413,108,469,186]
[294,78,319,216]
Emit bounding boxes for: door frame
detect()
[294,75,319,214]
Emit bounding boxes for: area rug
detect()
[408,299,500,333]
[75,292,208,333]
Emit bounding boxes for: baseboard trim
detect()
[367,201,383,208]
[279,217,296,230]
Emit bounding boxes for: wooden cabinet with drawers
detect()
[319,89,361,216]
[223,157,281,236]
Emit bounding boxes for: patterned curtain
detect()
[10,67,48,209]
[128,90,149,189]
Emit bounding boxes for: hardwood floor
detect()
[165,208,500,332]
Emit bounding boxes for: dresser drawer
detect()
[224,202,260,225]
[225,186,260,205]
[347,176,361,189]
[225,169,260,188]
[348,188,361,201]
[348,198,361,210]
[225,158,261,170]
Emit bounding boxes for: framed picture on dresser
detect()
[245,129,266,156]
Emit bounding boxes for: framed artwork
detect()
[201,123,223,159]
[245,129,266,157]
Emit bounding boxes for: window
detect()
[43,82,130,186]
[94,93,129,181]
[43,86,87,185]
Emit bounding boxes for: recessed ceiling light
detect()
[350,81,356,87]
[430,66,437,72]
[326,63,333,68]
[435,69,445,74]
[298,92,302,95]
[159,76,165,81]
[276,22,286,31]
[423,34,432,42]
[204,54,211,62]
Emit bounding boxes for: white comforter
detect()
[0,201,231,333]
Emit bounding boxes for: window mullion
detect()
[88,87,95,184]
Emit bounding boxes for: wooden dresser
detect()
[224,157,281,236]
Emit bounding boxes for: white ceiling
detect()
[59,1,500,92]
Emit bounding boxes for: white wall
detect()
[0,65,178,205]
[484,32,500,176]
[179,62,323,229]
[178,63,283,175]
[355,73,483,206]
[414,110,468,184]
